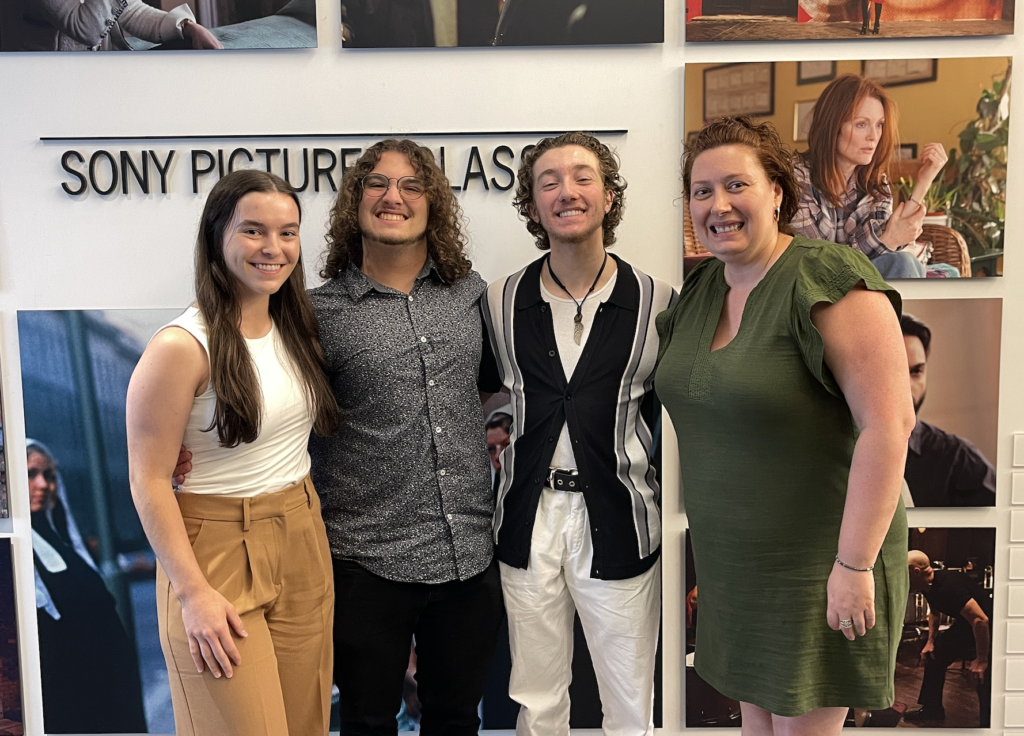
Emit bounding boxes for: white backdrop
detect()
[0,1,1022,734]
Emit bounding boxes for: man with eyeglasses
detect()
[307,139,504,736]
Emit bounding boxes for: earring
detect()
[773,206,780,222]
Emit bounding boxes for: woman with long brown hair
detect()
[792,73,949,279]
[126,169,339,736]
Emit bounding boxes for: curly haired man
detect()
[309,139,504,736]
[482,132,676,736]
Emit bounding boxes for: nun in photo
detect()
[27,439,147,734]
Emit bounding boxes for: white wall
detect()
[0,2,1022,733]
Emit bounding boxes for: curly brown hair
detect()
[682,116,800,234]
[320,139,471,282]
[513,132,626,251]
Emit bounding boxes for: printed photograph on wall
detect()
[899,298,1000,508]
[0,0,317,52]
[685,527,995,728]
[341,0,663,47]
[0,540,23,734]
[20,309,179,734]
[683,58,1011,279]
[684,0,1013,42]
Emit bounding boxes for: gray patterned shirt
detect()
[308,260,497,584]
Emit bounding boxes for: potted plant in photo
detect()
[896,175,959,228]
[945,62,1011,274]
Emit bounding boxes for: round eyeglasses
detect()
[361,174,426,200]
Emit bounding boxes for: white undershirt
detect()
[540,270,618,470]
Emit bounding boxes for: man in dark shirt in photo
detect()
[906,550,991,726]
[308,139,504,736]
[485,410,512,495]
[900,313,995,507]
[481,132,675,735]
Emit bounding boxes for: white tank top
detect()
[160,307,313,497]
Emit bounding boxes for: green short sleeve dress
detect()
[655,237,909,716]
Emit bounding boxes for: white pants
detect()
[500,488,660,736]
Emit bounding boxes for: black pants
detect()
[918,621,991,728]
[333,558,504,736]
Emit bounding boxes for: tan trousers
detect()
[157,475,334,736]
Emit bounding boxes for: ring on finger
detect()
[839,618,854,629]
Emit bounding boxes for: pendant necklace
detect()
[546,252,608,345]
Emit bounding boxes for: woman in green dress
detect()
[657,117,914,734]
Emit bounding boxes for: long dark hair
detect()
[805,74,898,207]
[195,170,339,447]
[321,139,471,283]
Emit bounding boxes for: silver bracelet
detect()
[835,555,874,572]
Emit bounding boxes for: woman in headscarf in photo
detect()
[27,439,147,734]
[791,74,950,279]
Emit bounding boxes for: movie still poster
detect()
[341,0,663,47]
[685,0,1013,42]
[683,58,1010,278]
[685,527,995,728]
[900,298,1000,508]
[0,0,317,52]
[20,309,179,734]
[0,540,23,734]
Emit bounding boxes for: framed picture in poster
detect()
[797,60,836,85]
[794,100,816,142]
[862,59,938,87]
[702,62,774,121]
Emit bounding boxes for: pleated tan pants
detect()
[157,475,334,736]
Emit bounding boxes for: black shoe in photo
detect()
[903,706,946,723]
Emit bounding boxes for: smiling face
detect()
[27,450,56,514]
[357,150,430,248]
[527,145,613,249]
[836,95,885,177]
[221,191,300,304]
[689,144,782,261]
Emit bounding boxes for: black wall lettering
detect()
[150,150,175,194]
[490,146,515,191]
[283,148,310,192]
[312,148,338,193]
[228,148,254,173]
[341,148,361,176]
[61,151,87,196]
[88,150,119,196]
[120,150,149,195]
[191,149,216,194]
[462,146,490,191]
[255,148,280,174]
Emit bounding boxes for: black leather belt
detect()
[546,468,581,492]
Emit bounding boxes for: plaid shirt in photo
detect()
[791,157,900,260]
